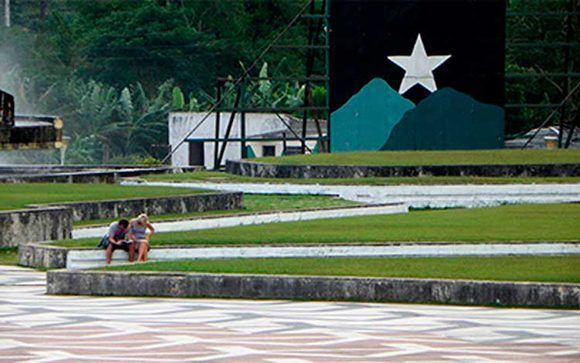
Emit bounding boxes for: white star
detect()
[388,34,451,94]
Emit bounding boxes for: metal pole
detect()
[214,80,222,169]
[240,82,247,159]
[324,0,331,153]
[5,0,11,28]
[558,0,574,148]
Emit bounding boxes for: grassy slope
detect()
[257,149,580,166]
[56,203,580,248]
[0,248,18,266]
[0,183,205,211]
[144,171,580,185]
[105,256,580,283]
[74,194,358,226]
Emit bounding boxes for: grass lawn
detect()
[144,170,580,185]
[256,149,580,166]
[0,183,206,211]
[104,255,580,283]
[0,248,18,266]
[56,203,580,248]
[74,194,358,227]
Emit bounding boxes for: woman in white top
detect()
[127,213,155,262]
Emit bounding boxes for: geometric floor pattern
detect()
[1,266,579,362]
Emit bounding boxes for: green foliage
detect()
[506,0,579,135]
[1,0,309,163]
[171,87,185,111]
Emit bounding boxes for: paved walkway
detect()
[124,180,580,208]
[1,266,579,362]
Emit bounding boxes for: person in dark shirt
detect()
[105,219,134,264]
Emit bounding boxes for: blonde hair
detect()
[137,213,149,223]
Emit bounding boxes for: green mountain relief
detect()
[381,88,504,151]
[330,78,415,152]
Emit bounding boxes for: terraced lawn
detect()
[0,183,206,211]
[256,149,580,166]
[0,248,17,266]
[104,255,580,283]
[56,203,580,248]
[74,194,358,227]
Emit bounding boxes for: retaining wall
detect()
[0,207,72,248]
[46,270,580,308]
[3,191,242,248]
[226,160,580,178]
[42,192,243,222]
[0,166,179,184]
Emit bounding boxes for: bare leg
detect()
[106,244,113,264]
[128,243,135,262]
[137,241,148,262]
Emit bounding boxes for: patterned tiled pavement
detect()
[1,266,579,362]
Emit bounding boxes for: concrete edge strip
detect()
[71,203,409,239]
[46,270,580,308]
[225,159,580,178]
[19,241,580,270]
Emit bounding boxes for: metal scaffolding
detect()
[210,0,330,168]
[506,2,579,147]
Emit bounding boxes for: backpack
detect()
[97,234,109,249]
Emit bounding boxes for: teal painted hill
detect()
[381,88,504,151]
[331,78,414,152]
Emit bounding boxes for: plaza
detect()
[2,266,579,362]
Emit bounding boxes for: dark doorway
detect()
[188,142,205,166]
[262,145,276,157]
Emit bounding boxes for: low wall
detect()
[46,270,580,308]
[41,191,243,222]
[18,243,68,269]
[226,160,580,178]
[0,165,201,184]
[0,207,72,248]
[3,191,242,248]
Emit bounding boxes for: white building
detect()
[169,112,326,169]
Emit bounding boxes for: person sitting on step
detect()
[103,219,134,264]
[127,213,155,262]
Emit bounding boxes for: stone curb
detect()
[46,270,580,308]
[0,166,200,183]
[226,160,580,178]
[19,240,580,270]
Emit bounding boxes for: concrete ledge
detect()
[226,160,580,178]
[46,270,580,308]
[0,207,72,248]
[0,166,200,184]
[43,191,243,222]
[3,191,242,247]
[18,242,68,269]
[20,240,580,270]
